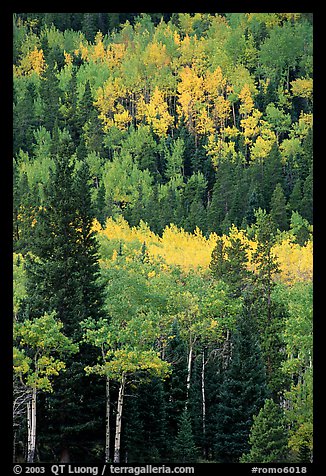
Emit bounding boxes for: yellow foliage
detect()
[98,218,312,286]
[63,51,73,66]
[15,47,46,77]
[106,43,126,68]
[143,42,171,68]
[137,87,174,137]
[273,239,313,285]
[239,83,254,116]
[291,78,313,100]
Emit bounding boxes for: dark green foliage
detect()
[270,183,289,231]
[39,59,62,132]
[300,171,313,224]
[240,399,289,463]
[172,409,198,463]
[12,12,313,464]
[249,210,288,398]
[214,311,268,463]
[123,378,168,463]
[210,232,253,298]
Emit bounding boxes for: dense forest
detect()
[13,12,313,465]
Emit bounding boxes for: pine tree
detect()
[210,230,253,298]
[250,209,287,398]
[23,130,105,461]
[300,171,313,224]
[172,409,198,463]
[240,399,289,463]
[214,311,268,463]
[270,183,288,231]
[39,57,62,132]
[287,178,302,213]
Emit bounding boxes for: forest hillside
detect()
[13,12,313,465]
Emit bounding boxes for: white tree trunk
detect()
[113,373,126,463]
[185,344,193,409]
[105,376,110,463]
[27,387,37,463]
[201,350,206,459]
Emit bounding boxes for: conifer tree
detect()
[214,311,268,463]
[172,409,198,463]
[250,209,287,398]
[23,129,105,460]
[39,57,62,132]
[270,183,288,231]
[240,399,289,463]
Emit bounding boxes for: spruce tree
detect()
[23,129,105,461]
[249,209,287,398]
[240,399,289,463]
[287,178,302,213]
[270,183,288,231]
[39,57,62,132]
[214,311,268,463]
[210,232,253,298]
[172,409,198,463]
[300,171,313,224]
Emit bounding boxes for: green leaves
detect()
[13,312,78,392]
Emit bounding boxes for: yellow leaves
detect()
[97,215,312,286]
[64,50,73,66]
[273,239,313,285]
[143,42,171,68]
[136,87,174,137]
[240,109,262,142]
[291,78,313,100]
[204,67,227,101]
[113,104,132,130]
[14,47,46,77]
[91,218,103,233]
[239,83,255,116]
[95,78,130,131]
[106,43,126,68]
[177,66,205,131]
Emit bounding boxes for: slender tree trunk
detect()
[27,387,37,463]
[105,376,111,463]
[201,349,207,459]
[113,373,126,463]
[185,343,193,409]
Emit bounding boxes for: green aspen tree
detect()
[13,312,78,463]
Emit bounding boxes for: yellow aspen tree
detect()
[106,43,126,69]
[89,31,106,63]
[204,67,227,102]
[113,104,132,131]
[239,83,255,117]
[291,78,313,101]
[138,86,174,137]
[15,47,46,77]
[143,41,171,69]
[95,77,127,131]
[177,65,204,138]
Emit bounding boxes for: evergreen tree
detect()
[172,409,198,463]
[300,171,313,224]
[210,231,253,298]
[298,127,313,182]
[207,162,235,234]
[240,399,289,463]
[287,178,302,213]
[23,129,105,461]
[250,209,287,398]
[270,183,288,231]
[39,57,62,132]
[13,82,38,155]
[214,311,268,463]
[164,320,188,446]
